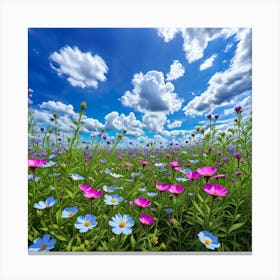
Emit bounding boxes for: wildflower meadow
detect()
[28,101,252,252]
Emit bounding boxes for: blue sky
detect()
[28,28,252,145]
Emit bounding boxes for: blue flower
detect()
[103,185,115,193]
[198,230,221,250]
[43,161,58,168]
[48,154,57,159]
[61,206,79,218]
[100,158,107,164]
[147,192,158,197]
[49,173,60,177]
[164,208,173,214]
[70,173,85,181]
[28,234,56,252]
[109,213,135,235]
[74,214,97,233]
[104,194,123,205]
[28,174,41,182]
[34,196,58,209]
[176,176,188,182]
[138,187,146,193]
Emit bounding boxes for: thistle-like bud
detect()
[80,101,87,111]
[200,128,205,134]
[53,113,57,119]
[195,126,201,132]
[73,120,79,125]
[117,134,123,139]
[123,129,127,134]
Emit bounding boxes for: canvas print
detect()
[28,28,252,252]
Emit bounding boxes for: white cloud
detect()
[199,54,217,71]
[105,111,144,137]
[121,70,183,114]
[224,94,252,116]
[142,113,167,132]
[166,119,183,129]
[39,101,76,116]
[157,28,237,63]
[82,117,104,134]
[183,28,252,117]
[33,109,53,123]
[166,60,185,81]
[49,45,108,89]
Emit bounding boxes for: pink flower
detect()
[139,214,155,226]
[124,162,134,167]
[83,189,103,199]
[169,161,179,168]
[212,174,227,180]
[202,184,228,197]
[79,184,92,192]
[28,158,46,170]
[134,197,151,208]
[140,159,149,166]
[197,166,217,177]
[185,171,201,181]
[165,153,170,158]
[156,183,170,192]
[168,184,184,195]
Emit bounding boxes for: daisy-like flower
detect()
[202,183,228,197]
[70,173,85,181]
[197,166,217,177]
[79,184,92,192]
[185,171,202,181]
[147,192,158,197]
[61,206,79,218]
[28,158,46,171]
[104,194,123,205]
[168,184,184,195]
[134,197,151,209]
[74,214,98,233]
[28,234,56,252]
[83,189,103,199]
[109,172,123,178]
[156,183,170,192]
[169,161,179,168]
[109,213,135,235]
[42,161,58,168]
[124,162,134,167]
[34,196,58,210]
[164,208,173,214]
[139,214,155,226]
[103,185,115,193]
[198,230,221,250]
[140,159,149,167]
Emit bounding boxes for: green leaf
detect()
[130,234,136,249]
[228,222,246,234]
[192,200,204,217]
[51,231,69,241]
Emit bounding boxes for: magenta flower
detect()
[234,153,242,159]
[197,166,217,177]
[202,184,228,197]
[124,162,134,167]
[156,183,170,192]
[134,197,151,209]
[28,158,46,171]
[212,174,227,180]
[169,161,179,168]
[79,184,92,192]
[234,105,242,112]
[140,159,149,166]
[168,184,184,195]
[185,171,201,181]
[139,214,155,226]
[83,189,103,199]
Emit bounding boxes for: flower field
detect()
[28,102,252,252]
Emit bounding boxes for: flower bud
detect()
[80,101,87,110]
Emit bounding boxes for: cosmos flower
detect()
[139,214,155,226]
[134,197,151,208]
[70,174,85,181]
[197,166,217,177]
[156,183,170,192]
[104,194,123,205]
[79,184,92,192]
[83,189,103,199]
[202,184,228,197]
[34,196,58,209]
[198,230,221,250]
[74,214,98,233]
[168,184,184,195]
[61,206,79,218]
[185,171,202,181]
[109,213,135,235]
[28,234,56,252]
[28,158,46,171]
[140,159,149,166]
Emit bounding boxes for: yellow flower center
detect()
[40,244,47,250]
[205,238,211,245]
[205,173,210,177]
[84,221,90,227]
[68,212,73,216]
[213,191,218,196]
[119,221,126,228]
[111,199,116,203]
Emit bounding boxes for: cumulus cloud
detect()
[121,70,183,114]
[166,60,185,81]
[199,54,217,71]
[224,94,252,116]
[157,28,237,63]
[49,45,108,89]
[33,109,53,123]
[82,117,104,134]
[166,119,183,129]
[39,101,76,116]
[183,28,252,117]
[142,113,167,132]
[105,111,144,137]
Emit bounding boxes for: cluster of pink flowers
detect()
[79,184,103,200]
[156,183,184,195]
[186,166,226,183]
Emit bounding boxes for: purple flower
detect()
[234,105,242,112]
[139,214,155,226]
